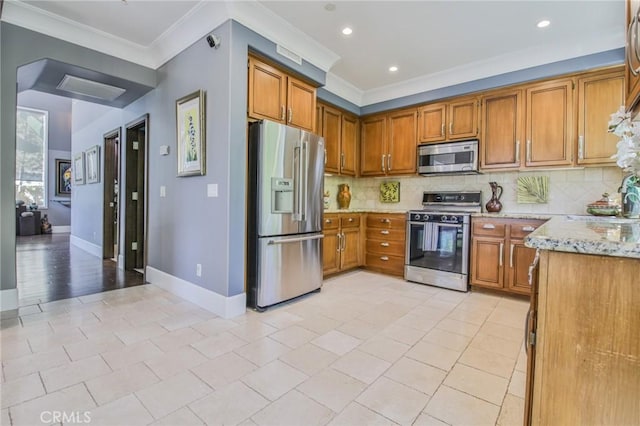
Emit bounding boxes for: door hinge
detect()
[133,141,139,150]
[131,242,138,251]
[529,331,536,347]
[132,192,138,201]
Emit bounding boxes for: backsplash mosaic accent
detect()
[325,167,624,215]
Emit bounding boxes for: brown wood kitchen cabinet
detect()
[317,102,358,176]
[525,250,640,425]
[248,56,316,132]
[470,217,545,295]
[364,213,406,276]
[322,213,362,276]
[360,109,417,177]
[480,88,524,170]
[524,78,574,167]
[417,97,479,144]
[576,68,625,165]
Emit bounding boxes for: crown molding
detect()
[361,30,625,107]
[323,72,364,107]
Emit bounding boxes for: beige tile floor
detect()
[0,270,529,426]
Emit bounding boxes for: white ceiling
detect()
[2,0,626,106]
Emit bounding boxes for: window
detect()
[15,107,48,208]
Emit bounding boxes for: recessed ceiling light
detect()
[389,66,398,72]
[537,19,550,28]
[342,27,353,36]
[324,3,336,11]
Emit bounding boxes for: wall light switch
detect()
[196,264,202,277]
[160,186,166,197]
[159,145,170,156]
[207,183,218,198]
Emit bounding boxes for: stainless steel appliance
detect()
[417,139,479,175]
[247,120,325,310]
[405,191,482,291]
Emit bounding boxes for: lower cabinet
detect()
[470,217,545,295]
[526,250,640,425]
[364,213,406,276]
[323,213,362,276]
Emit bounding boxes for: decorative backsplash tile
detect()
[517,176,549,203]
[379,181,400,203]
[325,167,624,215]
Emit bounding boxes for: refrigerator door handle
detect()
[293,146,302,221]
[301,140,309,221]
[267,234,324,245]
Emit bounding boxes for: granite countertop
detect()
[525,215,640,259]
[324,209,408,214]
[472,212,554,220]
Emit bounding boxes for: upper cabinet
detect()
[318,102,358,176]
[625,0,640,112]
[524,79,574,167]
[577,69,625,165]
[418,97,479,143]
[361,109,417,177]
[248,56,316,132]
[480,88,524,170]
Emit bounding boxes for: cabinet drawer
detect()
[509,220,544,239]
[340,215,360,229]
[365,253,404,275]
[366,239,405,257]
[366,214,405,229]
[366,228,405,242]
[472,220,506,237]
[323,215,339,231]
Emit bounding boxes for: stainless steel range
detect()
[405,191,482,292]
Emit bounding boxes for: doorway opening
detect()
[103,128,121,262]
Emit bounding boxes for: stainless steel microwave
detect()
[417,139,479,175]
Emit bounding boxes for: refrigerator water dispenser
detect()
[271,177,294,213]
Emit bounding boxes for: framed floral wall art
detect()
[85,145,100,184]
[176,90,206,176]
[73,152,85,185]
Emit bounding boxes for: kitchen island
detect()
[522,215,640,426]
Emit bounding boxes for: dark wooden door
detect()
[103,129,120,260]
[125,115,148,272]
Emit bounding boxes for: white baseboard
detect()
[51,226,71,233]
[118,254,124,270]
[146,266,246,319]
[70,235,102,258]
[0,289,18,312]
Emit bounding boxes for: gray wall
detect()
[1,22,156,291]
[17,90,72,226]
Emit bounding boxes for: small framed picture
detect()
[85,145,100,184]
[176,89,206,176]
[55,159,72,196]
[73,152,85,185]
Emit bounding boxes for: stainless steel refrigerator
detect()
[247,119,325,310]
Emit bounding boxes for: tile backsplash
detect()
[324,166,625,215]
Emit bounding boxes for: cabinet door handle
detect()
[515,140,520,161]
[380,230,390,235]
[325,219,332,224]
[380,256,389,261]
[341,232,346,251]
[509,243,515,268]
[348,217,354,222]
[449,122,453,134]
[528,249,540,286]
[387,154,392,171]
[482,223,495,229]
[381,218,391,223]
[280,105,285,121]
[381,155,386,172]
[522,226,536,232]
[526,140,531,163]
[336,233,342,252]
[380,242,390,247]
[578,135,584,160]
[324,149,327,165]
[524,309,532,352]
[288,108,293,124]
[341,152,345,169]
[441,123,445,136]
[499,243,504,267]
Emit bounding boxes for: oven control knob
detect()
[422,214,429,221]
[441,215,448,222]
[413,213,421,220]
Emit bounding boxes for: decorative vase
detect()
[485,181,503,213]
[337,184,351,209]
[620,174,640,218]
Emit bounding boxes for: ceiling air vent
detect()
[56,75,126,101]
[276,45,302,65]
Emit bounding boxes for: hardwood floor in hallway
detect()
[16,233,145,307]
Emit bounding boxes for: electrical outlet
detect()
[207,184,218,197]
[196,264,202,277]
[160,186,166,197]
